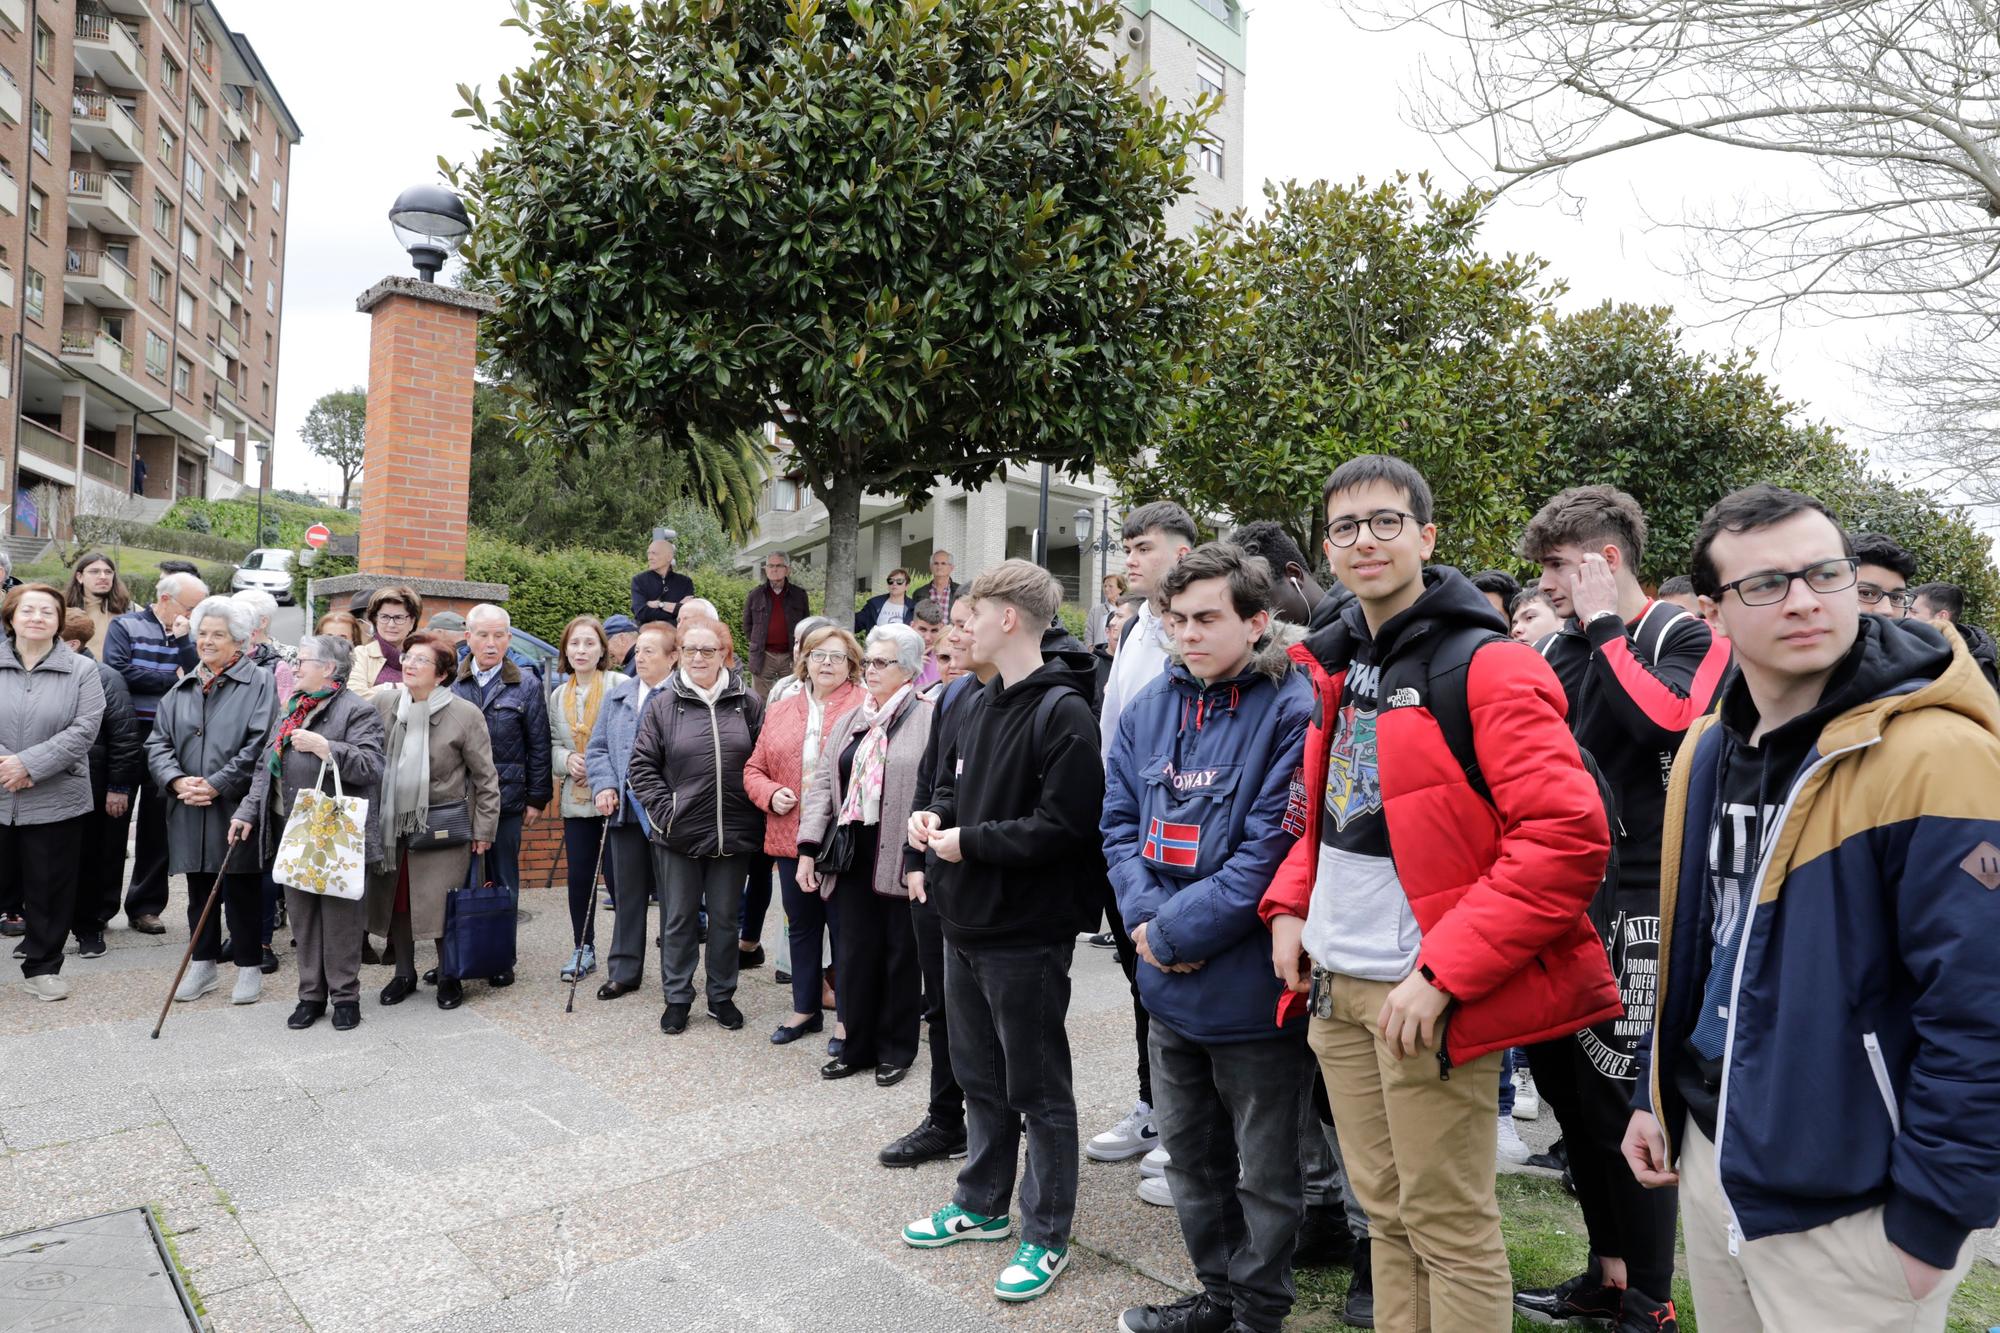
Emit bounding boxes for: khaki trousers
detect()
[1680,1123,1972,1332]
[1309,974,1510,1332]
[751,651,793,699]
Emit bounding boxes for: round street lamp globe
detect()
[388,185,470,283]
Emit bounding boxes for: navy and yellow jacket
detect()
[1641,617,2000,1269]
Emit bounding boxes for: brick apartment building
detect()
[0,0,299,538]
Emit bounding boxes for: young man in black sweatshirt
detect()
[901,559,1104,1305]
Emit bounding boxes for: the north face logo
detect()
[1961,842,2000,891]
[1385,688,1420,709]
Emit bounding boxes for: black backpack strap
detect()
[1412,626,1512,807]
[1118,611,1142,651]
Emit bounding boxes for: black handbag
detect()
[417,800,473,849]
[818,821,857,875]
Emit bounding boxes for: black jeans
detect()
[777,855,839,1017]
[1101,879,1152,1107]
[1526,1037,1679,1302]
[563,815,608,946]
[4,818,82,977]
[1151,1018,1312,1333]
[946,937,1078,1249]
[741,852,774,945]
[831,830,920,1068]
[186,870,264,968]
[73,793,130,937]
[909,893,964,1131]
[603,823,656,989]
[122,722,172,920]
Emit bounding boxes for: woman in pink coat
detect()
[743,624,864,1046]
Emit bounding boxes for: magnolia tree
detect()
[451,0,1216,622]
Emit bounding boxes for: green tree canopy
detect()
[301,388,367,510]
[1123,175,1557,571]
[452,0,1216,621]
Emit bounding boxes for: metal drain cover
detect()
[0,1208,201,1330]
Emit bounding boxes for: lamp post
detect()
[1076,501,1119,589]
[253,438,271,547]
[388,185,471,283]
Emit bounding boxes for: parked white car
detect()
[230,548,295,604]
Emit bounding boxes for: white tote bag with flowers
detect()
[272,759,369,901]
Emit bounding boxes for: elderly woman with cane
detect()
[797,622,934,1085]
[151,596,278,1006]
[368,632,501,1011]
[230,633,386,1031]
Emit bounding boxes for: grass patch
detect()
[149,1205,207,1319]
[1289,1173,1999,1332]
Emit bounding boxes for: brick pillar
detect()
[354,277,495,581]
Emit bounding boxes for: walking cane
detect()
[565,821,610,1015]
[151,834,246,1040]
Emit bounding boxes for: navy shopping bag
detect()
[441,858,518,980]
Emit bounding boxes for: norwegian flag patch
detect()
[1142,817,1202,869]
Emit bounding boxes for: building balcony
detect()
[217,319,238,362]
[0,261,14,309]
[216,375,249,424]
[200,335,227,377]
[73,12,144,90]
[60,325,167,412]
[70,89,142,162]
[218,157,243,201]
[218,209,245,259]
[0,168,15,219]
[0,0,23,34]
[222,100,247,144]
[209,442,241,481]
[81,444,126,489]
[220,264,243,306]
[0,63,21,127]
[66,171,139,236]
[18,419,77,484]
[65,248,136,309]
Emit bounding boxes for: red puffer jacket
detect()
[1259,569,1620,1065]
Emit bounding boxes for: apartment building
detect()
[738,0,1246,601]
[0,0,299,538]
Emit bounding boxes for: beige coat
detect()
[549,670,624,818]
[364,690,502,939]
[797,689,933,899]
[347,638,399,699]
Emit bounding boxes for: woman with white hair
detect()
[234,588,298,701]
[148,595,279,1006]
[796,622,934,1085]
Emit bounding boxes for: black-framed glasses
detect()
[1856,582,1913,610]
[1716,557,1859,607]
[1327,510,1416,547]
[861,655,901,671]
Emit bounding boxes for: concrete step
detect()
[2,535,50,569]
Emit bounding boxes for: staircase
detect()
[2,536,50,570]
[130,496,172,524]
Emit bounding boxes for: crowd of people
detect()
[1,475,1996,1330]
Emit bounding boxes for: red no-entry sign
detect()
[304,524,331,549]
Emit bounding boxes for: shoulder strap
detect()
[1118,611,1141,650]
[1415,625,1512,806]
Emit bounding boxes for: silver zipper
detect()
[1863,1032,1901,1133]
[1712,737,1879,1255]
[710,697,724,855]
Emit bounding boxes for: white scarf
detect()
[684,669,728,707]
[837,683,913,827]
[381,685,452,863]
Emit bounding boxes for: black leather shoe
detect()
[379,975,417,1006]
[286,1001,325,1030]
[770,1014,824,1045]
[361,938,382,965]
[1117,1291,1232,1333]
[436,976,465,1010]
[661,1002,690,1035]
[260,945,280,975]
[422,967,439,986]
[489,969,515,988]
[821,1058,866,1080]
[330,1002,361,1031]
[597,979,640,1001]
[738,944,765,969]
[874,1064,911,1088]
[1514,1271,1622,1325]
[878,1116,967,1168]
[774,968,792,985]
[707,1000,744,1030]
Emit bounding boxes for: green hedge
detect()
[72,517,251,564]
[159,496,359,549]
[20,560,239,609]
[466,532,763,644]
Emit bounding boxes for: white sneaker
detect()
[1496,1113,1532,1165]
[230,966,263,1005]
[1136,1174,1174,1207]
[1138,1147,1171,1180]
[20,974,68,1002]
[1512,1067,1540,1120]
[1085,1100,1159,1162]
[174,961,219,1002]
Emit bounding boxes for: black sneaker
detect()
[331,1001,362,1031]
[1344,1237,1374,1328]
[76,933,107,959]
[1617,1288,1679,1333]
[708,1000,745,1030]
[1515,1271,1623,1325]
[878,1117,968,1168]
[1118,1291,1231,1333]
[1292,1203,1358,1270]
[1087,930,1117,949]
[260,945,280,975]
[738,944,766,969]
[661,1002,691,1035]
[286,1001,324,1030]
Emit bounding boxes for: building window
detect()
[267,231,276,260]
[261,381,270,410]
[188,96,208,140]
[162,54,182,102]
[270,179,282,213]
[32,21,50,74]
[173,356,191,395]
[23,269,43,322]
[1195,51,1226,101]
[177,288,195,330]
[1191,136,1224,178]
[153,192,174,236]
[26,187,42,237]
[158,124,177,165]
[184,154,205,202]
[265,280,274,313]
[249,148,260,183]
[149,263,168,306]
[29,102,49,156]
[244,255,253,285]
[181,222,200,264]
[264,331,272,362]
[169,0,189,27]
[1192,0,1236,24]
[192,28,211,75]
[145,330,168,379]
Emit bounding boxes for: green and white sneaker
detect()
[993,1241,1068,1302]
[902,1202,1012,1249]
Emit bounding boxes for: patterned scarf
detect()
[837,683,913,828]
[269,684,338,777]
[198,652,241,693]
[562,671,608,797]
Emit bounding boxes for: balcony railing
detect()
[60,326,134,374]
[68,170,137,211]
[81,445,125,488]
[66,247,135,301]
[75,10,111,41]
[208,444,240,481]
[71,87,140,146]
[19,418,73,467]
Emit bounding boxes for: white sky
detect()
[249,0,1918,516]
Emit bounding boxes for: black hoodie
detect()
[1960,622,2000,693]
[925,650,1104,947]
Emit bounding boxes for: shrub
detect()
[293,551,358,618]
[159,496,359,549]
[70,517,251,564]
[463,531,765,644]
[182,508,211,533]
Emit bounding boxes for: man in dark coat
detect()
[451,605,551,913]
[742,551,811,699]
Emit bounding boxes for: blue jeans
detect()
[1499,1047,1518,1117]
[777,856,839,1017]
[469,811,525,891]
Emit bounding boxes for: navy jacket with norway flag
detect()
[1103,627,1314,1044]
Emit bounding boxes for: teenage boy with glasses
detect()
[1625,485,2000,1330]
[1852,532,1918,619]
[1261,455,1617,1333]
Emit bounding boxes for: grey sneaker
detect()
[1085,1100,1159,1162]
[20,974,69,1002]
[174,961,219,1002]
[231,966,263,1005]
